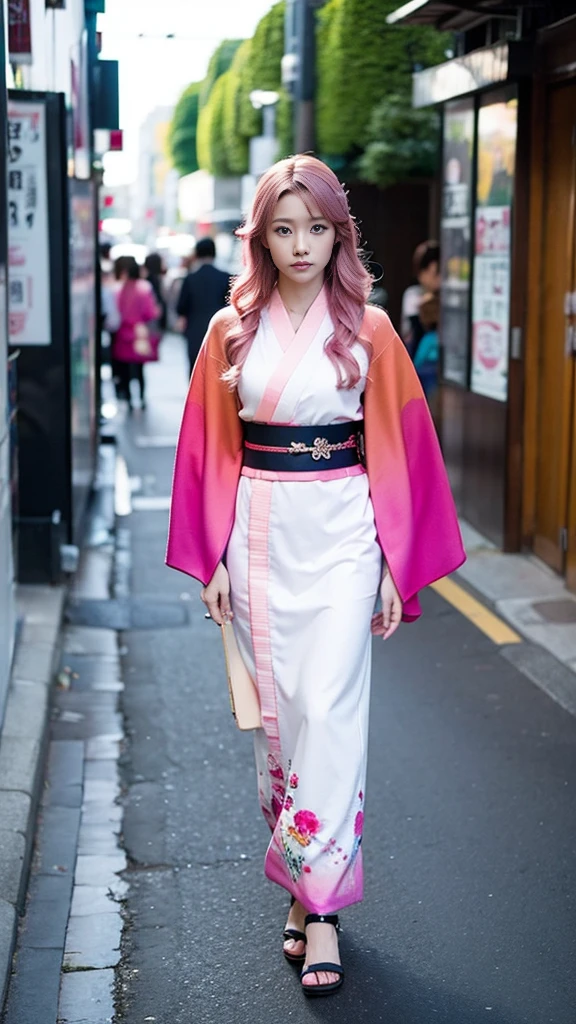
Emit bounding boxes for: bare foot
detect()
[283,899,307,959]
[301,920,341,988]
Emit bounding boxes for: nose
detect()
[293,232,310,256]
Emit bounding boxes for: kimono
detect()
[166,286,465,914]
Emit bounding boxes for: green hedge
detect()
[357,95,440,187]
[199,39,243,109]
[196,72,232,178]
[317,0,448,158]
[196,0,293,176]
[168,81,202,177]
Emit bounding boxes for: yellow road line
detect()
[431,577,522,646]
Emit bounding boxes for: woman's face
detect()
[265,191,336,287]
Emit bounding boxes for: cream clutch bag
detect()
[220,621,262,730]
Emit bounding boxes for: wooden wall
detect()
[348,181,434,330]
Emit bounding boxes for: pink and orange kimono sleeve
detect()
[166,304,464,618]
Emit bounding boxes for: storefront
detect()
[388,2,576,585]
[0,0,17,723]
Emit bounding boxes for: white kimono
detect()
[226,286,382,914]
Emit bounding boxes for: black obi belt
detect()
[242,420,365,473]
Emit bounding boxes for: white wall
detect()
[19,0,86,99]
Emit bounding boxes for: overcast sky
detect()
[99,0,275,184]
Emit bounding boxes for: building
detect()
[134,106,178,244]
[0,3,14,722]
[388,0,576,591]
[0,0,119,721]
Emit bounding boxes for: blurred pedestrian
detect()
[144,252,168,337]
[167,157,463,997]
[176,237,230,375]
[410,241,441,405]
[111,256,160,411]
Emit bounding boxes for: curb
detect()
[0,583,66,1011]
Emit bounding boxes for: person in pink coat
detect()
[111,256,161,410]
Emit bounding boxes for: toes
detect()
[302,970,339,987]
[284,938,305,955]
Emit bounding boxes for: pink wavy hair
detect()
[223,155,373,389]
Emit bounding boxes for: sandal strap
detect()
[301,962,344,978]
[304,913,339,928]
[283,928,307,944]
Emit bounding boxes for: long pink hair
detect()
[224,155,373,389]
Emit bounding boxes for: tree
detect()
[196,72,232,177]
[200,39,244,108]
[222,40,253,176]
[168,81,202,177]
[238,1,293,158]
[316,0,448,159]
[357,96,440,188]
[197,1,293,178]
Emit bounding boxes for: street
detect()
[112,336,575,1024]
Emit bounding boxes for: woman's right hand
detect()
[200,562,232,625]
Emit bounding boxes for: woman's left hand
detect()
[378,570,403,640]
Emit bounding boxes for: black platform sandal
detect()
[300,913,344,996]
[283,896,307,963]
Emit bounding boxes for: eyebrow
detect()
[271,216,328,224]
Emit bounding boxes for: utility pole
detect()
[283,0,325,154]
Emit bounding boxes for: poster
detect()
[440,99,474,386]
[8,0,32,64]
[7,100,51,346]
[471,252,510,400]
[471,97,517,402]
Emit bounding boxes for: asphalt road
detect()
[114,337,576,1024]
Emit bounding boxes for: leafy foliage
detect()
[200,39,243,108]
[357,96,440,188]
[196,0,293,176]
[316,0,448,158]
[196,72,231,178]
[167,81,202,177]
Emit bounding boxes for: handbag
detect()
[133,322,153,358]
[220,621,262,730]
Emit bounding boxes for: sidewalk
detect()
[0,583,65,1010]
[454,521,576,715]
[1,335,576,1016]
[0,444,117,1016]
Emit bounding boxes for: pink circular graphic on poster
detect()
[473,321,503,369]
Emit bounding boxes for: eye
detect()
[274,226,291,236]
[311,224,328,234]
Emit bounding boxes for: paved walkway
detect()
[2,334,575,1023]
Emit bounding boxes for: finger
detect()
[382,598,392,631]
[220,592,233,621]
[206,597,224,625]
[383,598,402,640]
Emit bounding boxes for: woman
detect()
[112,256,161,410]
[167,156,464,997]
[144,252,168,336]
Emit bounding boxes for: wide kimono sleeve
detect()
[363,307,465,622]
[165,311,244,585]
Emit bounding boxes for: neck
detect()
[276,272,325,315]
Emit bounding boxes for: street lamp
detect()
[248,90,280,177]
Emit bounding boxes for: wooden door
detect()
[534,82,576,574]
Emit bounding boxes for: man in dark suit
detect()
[177,238,231,375]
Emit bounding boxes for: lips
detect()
[291,262,312,268]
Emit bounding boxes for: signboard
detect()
[440,99,474,386]
[70,32,91,180]
[8,0,32,64]
[471,98,517,402]
[7,100,51,346]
